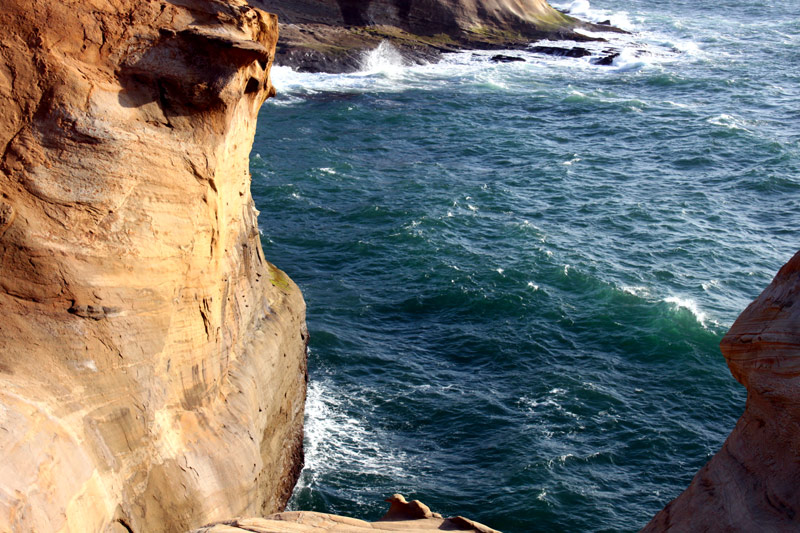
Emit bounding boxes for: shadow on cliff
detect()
[116,4,272,130]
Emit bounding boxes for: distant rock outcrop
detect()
[643,250,800,531]
[252,0,623,72]
[191,494,502,532]
[0,1,307,532]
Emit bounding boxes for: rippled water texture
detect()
[250,0,799,530]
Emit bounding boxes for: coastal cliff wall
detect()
[0,1,307,532]
[644,250,800,531]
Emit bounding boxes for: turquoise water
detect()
[250,0,799,530]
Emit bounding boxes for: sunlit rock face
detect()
[0,1,307,532]
[643,250,800,531]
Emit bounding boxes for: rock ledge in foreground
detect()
[192,494,501,532]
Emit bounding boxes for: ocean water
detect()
[250,0,799,531]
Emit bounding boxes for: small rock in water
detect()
[491,54,525,63]
[529,46,591,58]
[598,19,612,26]
[592,52,620,66]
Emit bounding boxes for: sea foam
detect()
[553,0,635,31]
[361,41,406,77]
[291,378,410,503]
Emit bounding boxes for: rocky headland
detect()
[0,1,307,531]
[644,250,800,531]
[251,0,626,72]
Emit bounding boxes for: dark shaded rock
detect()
[491,54,525,63]
[529,45,591,58]
[592,52,620,65]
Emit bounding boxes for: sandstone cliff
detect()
[643,250,800,531]
[253,0,619,72]
[0,1,307,532]
[191,494,502,533]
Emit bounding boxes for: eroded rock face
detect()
[0,1,307,532]
[191,494,502,533]
[643,250,800,531]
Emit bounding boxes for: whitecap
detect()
[611,48,650,72]
[621,285,649,297]
[664,295,712,327]
[552,0,635,31]
[708,114,751,132]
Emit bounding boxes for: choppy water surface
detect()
[250,0,799,530]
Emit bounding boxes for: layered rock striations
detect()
[643,250,800,531]
[253,0,620,72]
[0,1,307,532]
[192,494,502,533]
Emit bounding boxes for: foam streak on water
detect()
[254,0,800,530]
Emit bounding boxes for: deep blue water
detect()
[250,0,799,530]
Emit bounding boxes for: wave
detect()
[610,48,649,72]
[267,34,689,105]
[360,41,406,76]
[552,0,635,31]
[663,295,714,328]
[289,377,411,510]
[707,113,753,132]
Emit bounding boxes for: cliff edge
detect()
[643,250,800,531]
[0,1,307,532]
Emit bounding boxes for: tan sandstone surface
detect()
[643,250,800,531]
[191,494,502,533]
[0,1,307,532]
